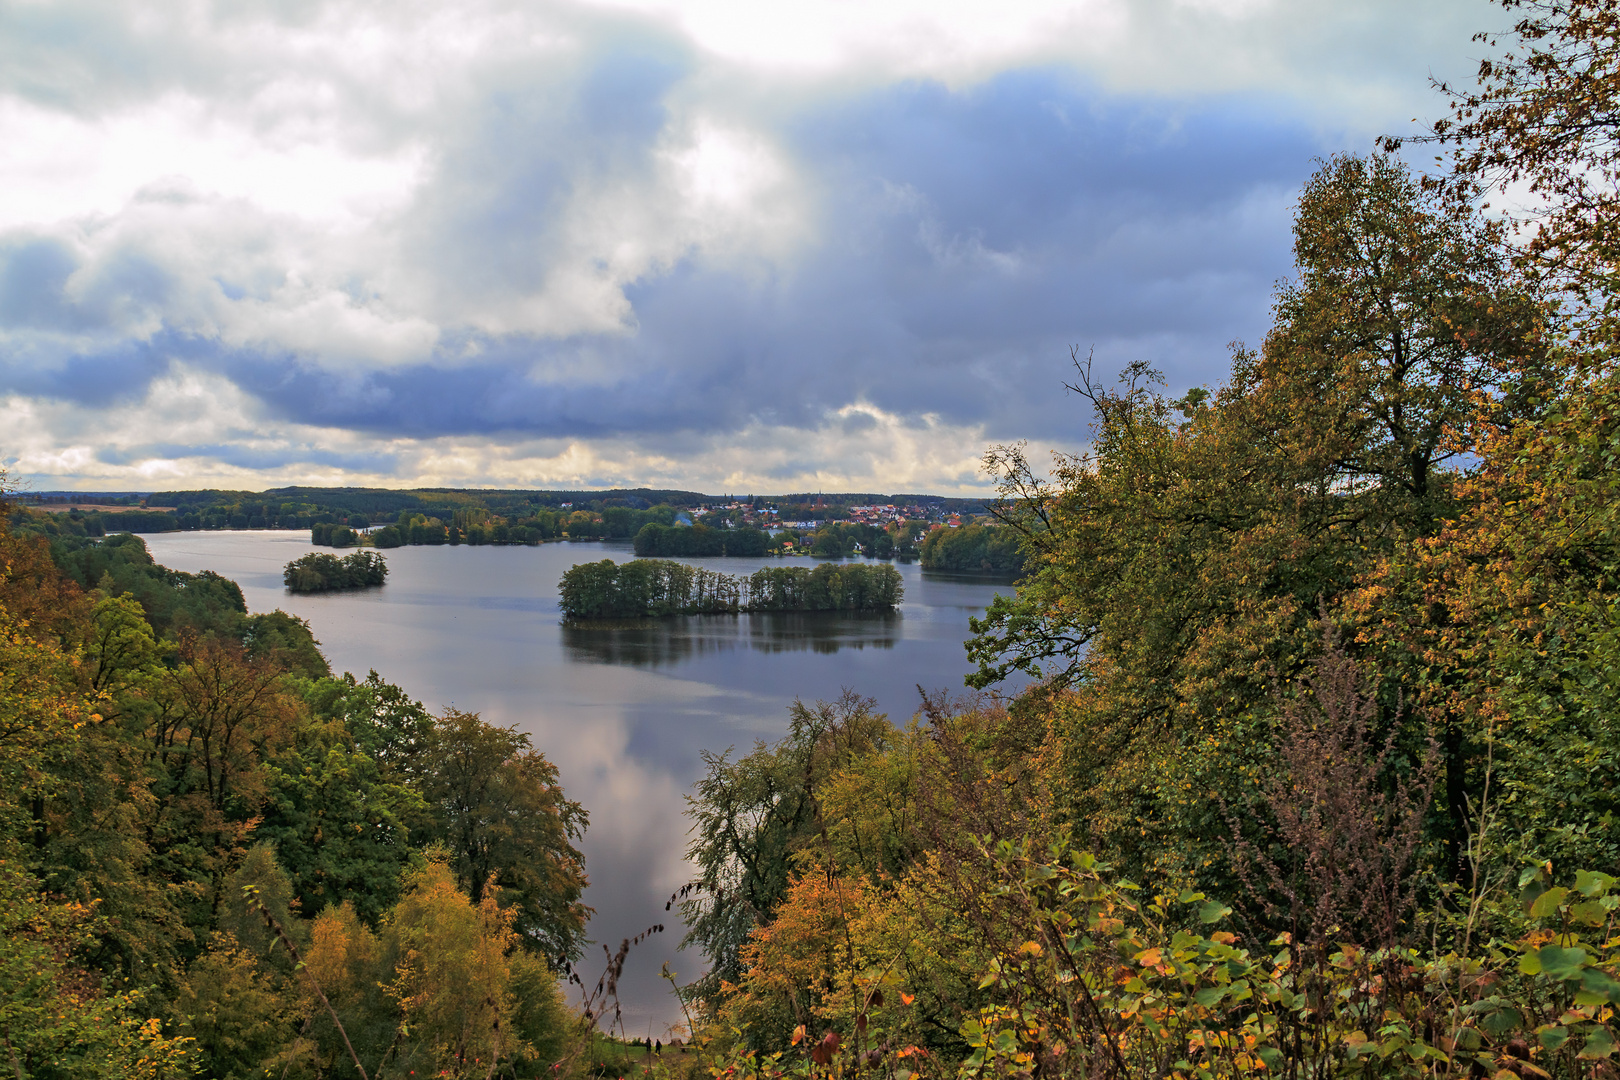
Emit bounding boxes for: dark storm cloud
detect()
[1,64,1319,447]
[266,70,1314,442]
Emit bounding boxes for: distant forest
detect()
[9,486,989,541]
[918,522,1025,575]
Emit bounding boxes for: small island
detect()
[559,558,902,619]
[284,550,389,593]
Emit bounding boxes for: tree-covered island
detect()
[284,550,390,593]
[558,559,903,618]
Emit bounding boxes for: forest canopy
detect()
[0,519,586,1079]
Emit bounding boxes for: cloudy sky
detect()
[1,0,1490,494]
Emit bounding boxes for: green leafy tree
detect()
[302,670,436,785]
[258,718,426,924]
[422,710,589,965]
[242,610,330,679]
[38,593,187,984]
[176,935,300,1080]
[968,154,1544,888]
[682,693,893,1001]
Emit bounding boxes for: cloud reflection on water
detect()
[139,533,1017,1035]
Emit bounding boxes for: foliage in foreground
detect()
[0,514,589,1079]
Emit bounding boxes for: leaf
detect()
[1570,900,1610,926]
[1580,966,1620,1001]
[1198,900,1231,924]
[1532,945,1591,981]
[1579,1026,1617,1060]
[1576,870,1616,898]
[1530,887,1570,919]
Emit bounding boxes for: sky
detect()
[0,0,1494,494]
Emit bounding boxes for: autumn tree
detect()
[293,855,570,1079]
[1433,0,1620,332]
[682,693,894,1003]
[968,154,1543,889]
[423,709,589,965]
[1255,153,1547,512]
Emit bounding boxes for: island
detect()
[284,550,389,593]
[918,521,1025,575]
[558,559,903,618]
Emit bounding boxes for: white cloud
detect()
[0,93,427,232]
[580,0,1481,127]
[1,365,1026,494]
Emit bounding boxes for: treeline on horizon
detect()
[632,522,771,557]
[558,559,904,618]
[10,486,988,538]
[0,520,590,1078]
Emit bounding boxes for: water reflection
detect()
[918,568,1021,587]
[139,532,1022,1035]
[563,612,901,667]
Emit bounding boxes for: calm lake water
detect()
[143,532,1020,1034]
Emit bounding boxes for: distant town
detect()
[5,486,1020,574]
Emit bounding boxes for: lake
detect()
[143,532,1020,1035]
